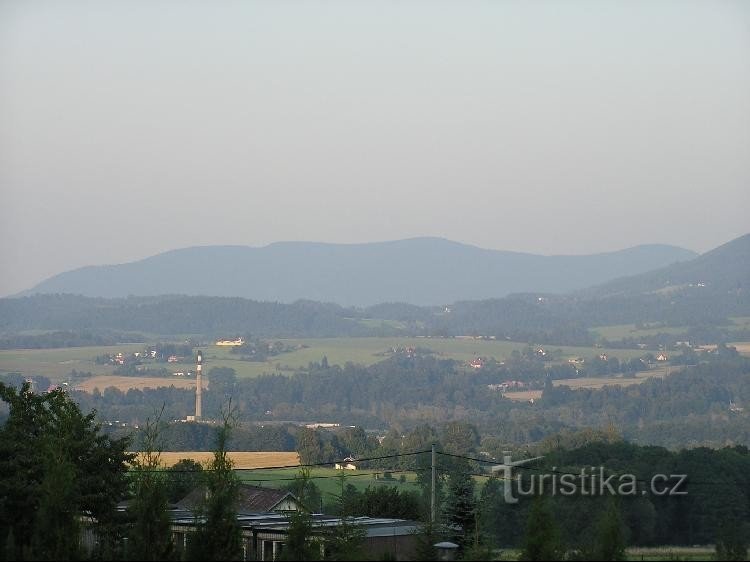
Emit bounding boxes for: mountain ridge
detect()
[22,237,698,306]
[581,233,750,298]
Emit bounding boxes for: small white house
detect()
[335,456,357,470]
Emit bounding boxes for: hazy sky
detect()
[1,0,748,297]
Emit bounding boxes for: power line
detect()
[131,448,734,488]
[243,468,424,483]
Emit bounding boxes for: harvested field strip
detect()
[133,451,300,469]
[77,375,207,393]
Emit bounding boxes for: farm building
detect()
[82,508,419,561]
[468,358,484,369]
[216,337,245,346]
[334,456,358,470]
[170,511,420,561]
[177,484,304,513]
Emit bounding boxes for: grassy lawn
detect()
[594,316,750,342]
[730,341,750,356]
[206,337,651,379]
[354,318,412,331]
[238,467,422,503]
[0,338,656,383]
[592,323,690,340]
[0,344,145,381]
[504,366,669,401]
[624,546,717,561]
[495,547,717,561]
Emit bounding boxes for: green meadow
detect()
[592,316,750,341]
[0,344,145,380]
[184,337,653,379]
[1,337,657,382]
[238,467,421,502]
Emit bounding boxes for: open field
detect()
[69,357,672,399]
[238,466,421,500]
[76,375,208,393]
[495,547,717,561]
[501,390,543,402]
[135,451,300,469]
[592,323,691,340]
[730,341,750,355]
[98,337,656,383]
[594,316,750,342]
[503,367,669,402]
[200,337,653,379]
[354,318,411,331]
[555,366,669,389]
[0,336,660,385]
[624,546,716,561]
[0,344,144,380]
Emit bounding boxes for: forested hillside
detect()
[2,290,748,348]
[22,238,697,305]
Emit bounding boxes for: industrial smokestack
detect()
[195,350,203,420]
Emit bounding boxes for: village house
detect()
[170,511,420,561]
[216,337,245,346]
[469,358,484,369]
[84,493,419,561]
[334,456,358,470]
[177,484,304,513]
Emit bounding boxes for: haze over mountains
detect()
[2,233,748,341]
[22,238,698,306]
[582,233,750,298]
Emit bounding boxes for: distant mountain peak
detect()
[581,233,749,298]
[22,237,700,306]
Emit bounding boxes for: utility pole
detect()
[431,443,436,525]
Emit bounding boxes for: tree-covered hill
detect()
[1,234,747,343]
[582,232,750,298]
[21,237,696,306]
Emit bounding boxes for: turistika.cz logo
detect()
[498,466,688,504]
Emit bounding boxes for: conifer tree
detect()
[127,407,174,561]
[587,499,626,561]
[281,469,322,561]
[187,404,242,561]
[519,495,564,561]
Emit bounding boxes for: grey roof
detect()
[167,509,419,538]
[176,483,300,513]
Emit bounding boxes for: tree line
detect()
[6,351,745,452]
[2,289,746,348]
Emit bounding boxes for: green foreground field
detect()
[494,547,718,561]
[238,467,422,503]
[0,338,656,383]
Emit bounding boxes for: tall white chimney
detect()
[195,350,202,420]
